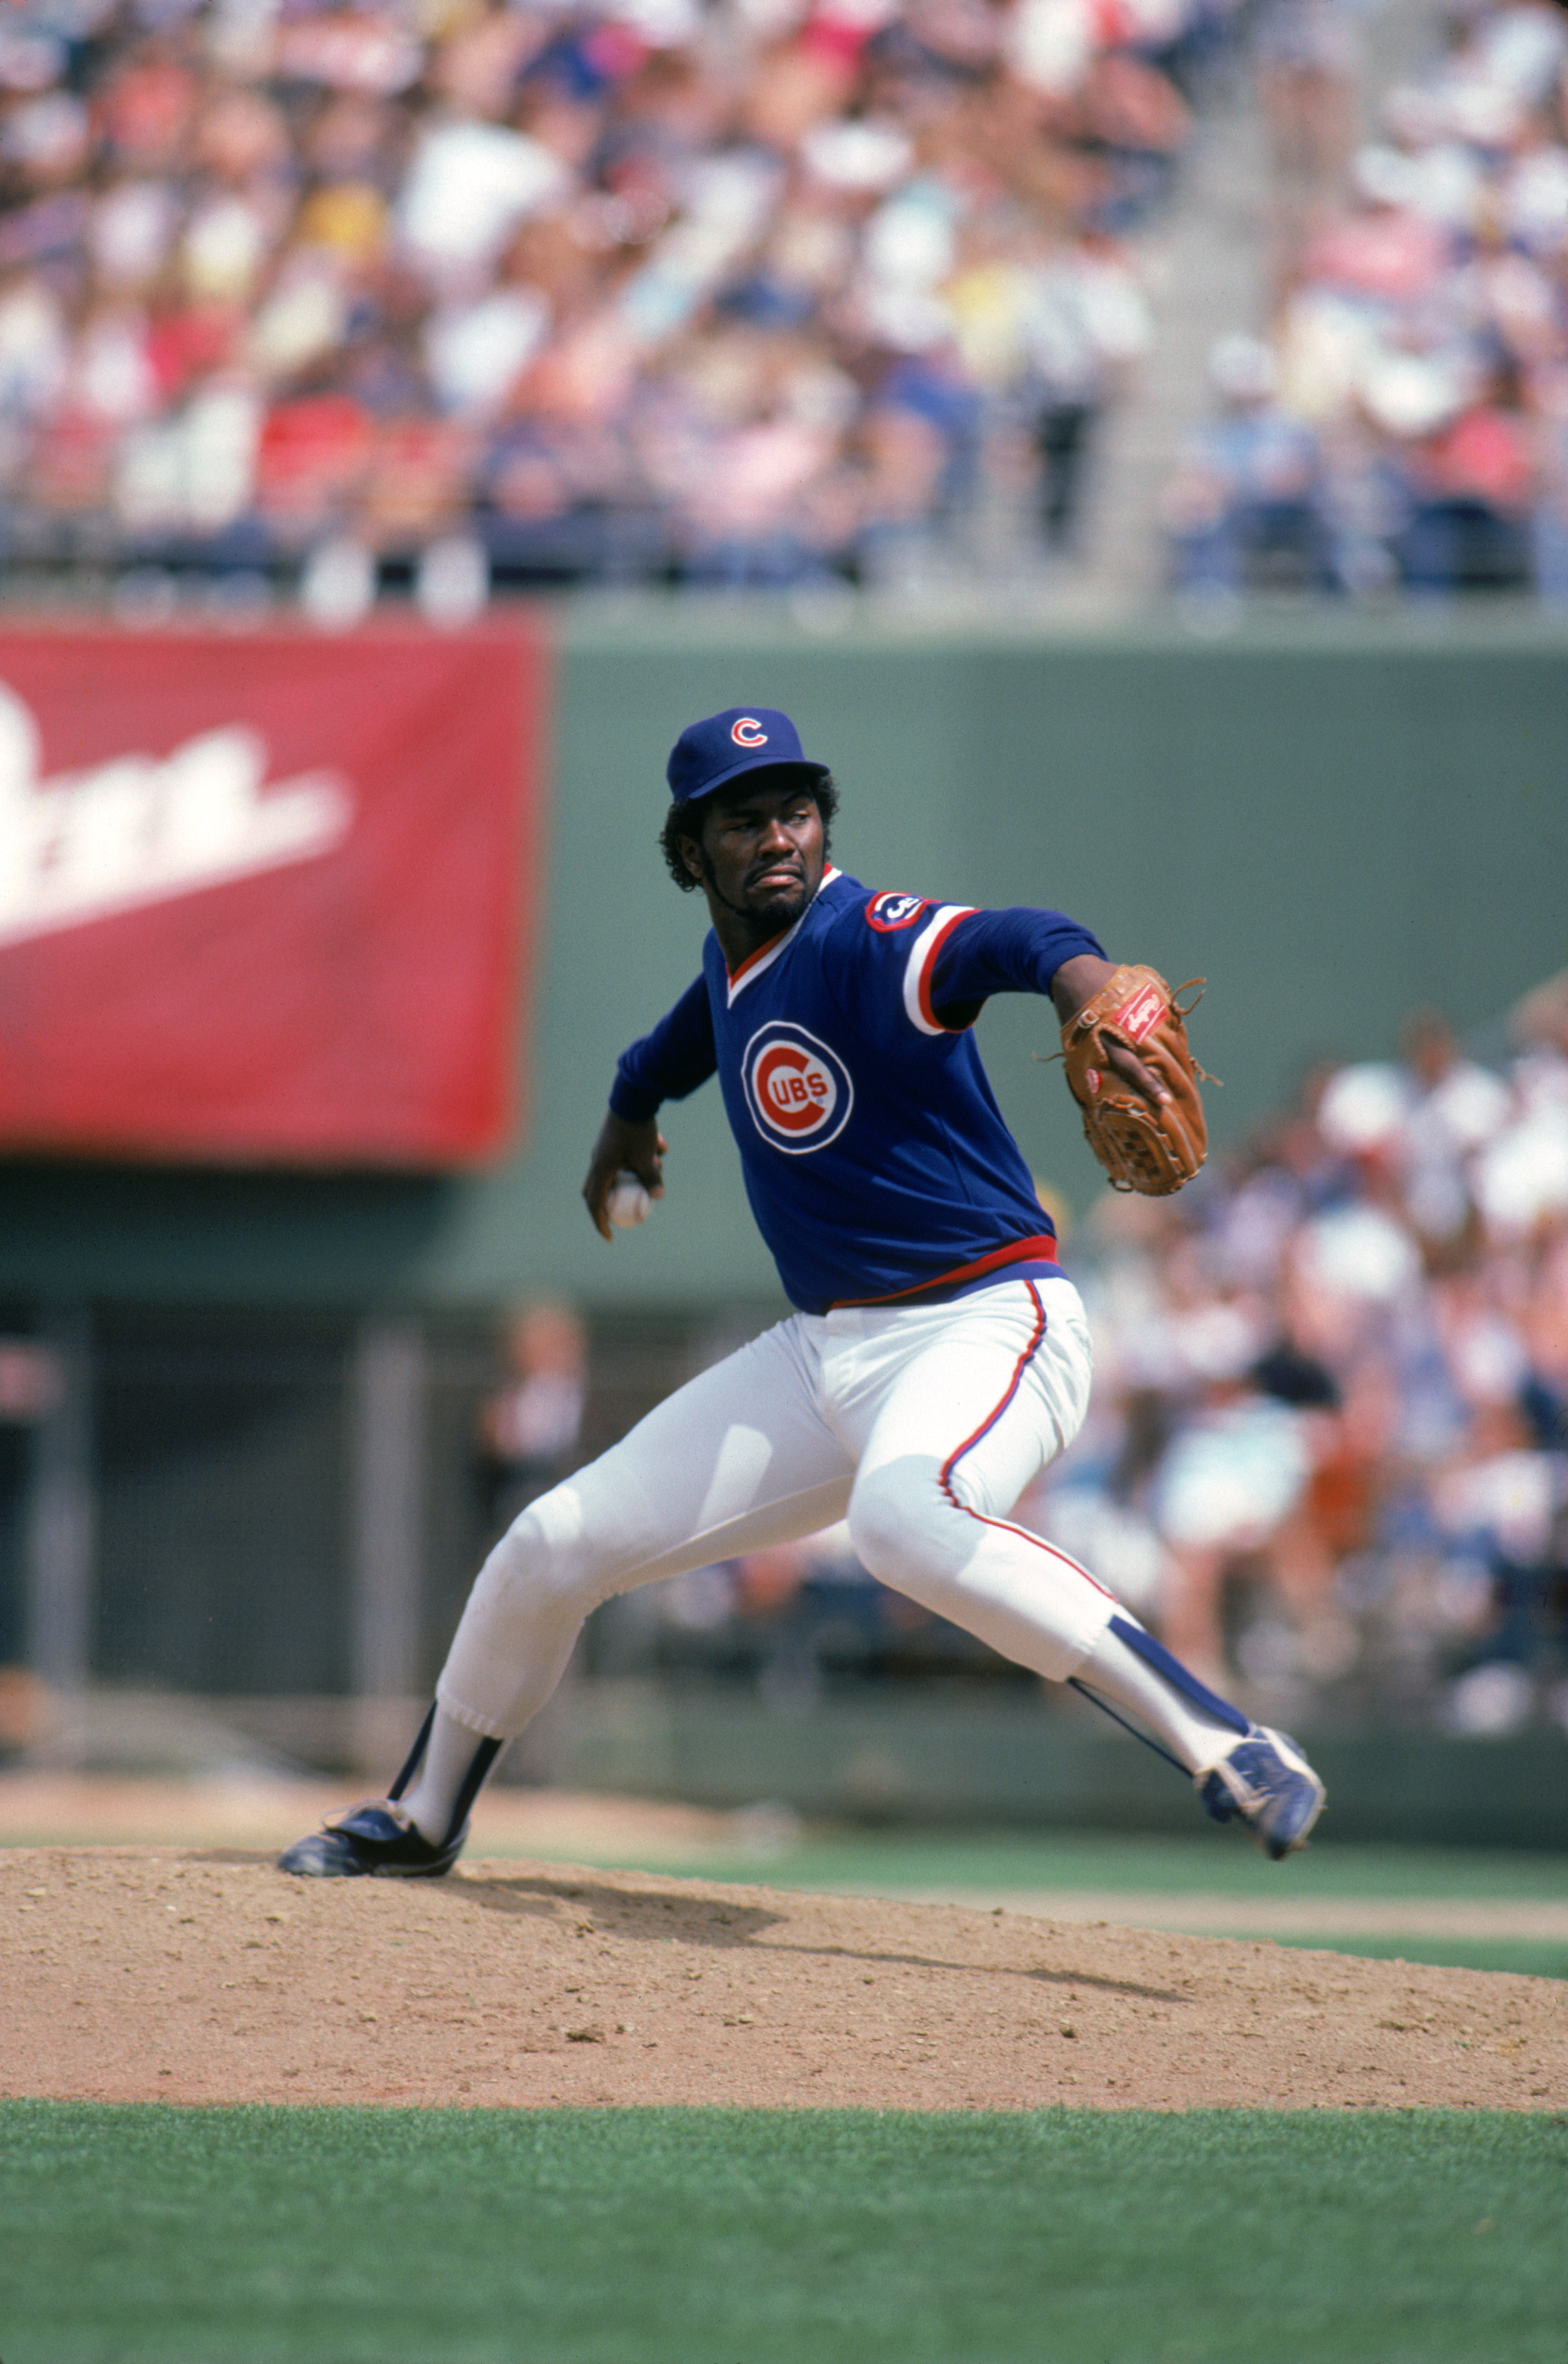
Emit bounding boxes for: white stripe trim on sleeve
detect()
[902,903,975,1036]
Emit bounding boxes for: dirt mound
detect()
[5,1847,1565,2112]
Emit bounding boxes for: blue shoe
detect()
[276,1799,465,1879]
[1197,1727,1325,1859]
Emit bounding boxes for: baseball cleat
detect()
[1196,1727,1325,1859]
[276,1799,465,1879]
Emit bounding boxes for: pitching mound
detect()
[4,1847,1564,2112]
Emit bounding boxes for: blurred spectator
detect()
[0,0,1234,598]
[478,1298,587,1530]
[1164,330,1330,591]
[1254,0,1364,286]
[1017,225,1153,553]
[1433,1397,1568,1732]
[1171,0,1568,600]
[1394,358,1536,595]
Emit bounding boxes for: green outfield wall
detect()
[4,608,1565,1313]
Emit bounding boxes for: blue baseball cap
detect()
[666,707,829,804]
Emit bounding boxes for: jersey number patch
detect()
[742,1022,854,1152]
[866,891,929,932]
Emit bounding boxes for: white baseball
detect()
[607,1171,652,1229]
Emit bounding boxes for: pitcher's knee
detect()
[847,1463,964,1598]
[476,1496,599,1625]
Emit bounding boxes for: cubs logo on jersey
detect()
[866,891,929,933]
[742,1021,853,1152]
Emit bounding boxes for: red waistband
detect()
[829,1233,1061,1312]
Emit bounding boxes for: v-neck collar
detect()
[723,867,840,1005]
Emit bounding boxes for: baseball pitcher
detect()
[280,708,1325,1878]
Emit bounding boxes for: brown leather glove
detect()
[1060,965,1208,1195]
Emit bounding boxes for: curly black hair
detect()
[659,771,839,892]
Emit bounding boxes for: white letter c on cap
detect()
[731,717,768,747]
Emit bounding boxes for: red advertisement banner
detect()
[0,621,548,1168]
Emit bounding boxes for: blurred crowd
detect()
[1167,0,1568,599]
[0,0,1239,604]
[613,970,1568,1736]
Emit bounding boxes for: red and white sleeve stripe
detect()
[901,904,976,1036]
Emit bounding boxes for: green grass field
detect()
[692,1828,1568,1904]
[3,2102,1565,2364]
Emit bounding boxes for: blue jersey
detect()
[611,870,1104,1314]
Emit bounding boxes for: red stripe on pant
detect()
[936,1281,1116,1599]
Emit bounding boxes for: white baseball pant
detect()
[435,1275,1119,1740]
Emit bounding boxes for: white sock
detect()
[1073,1618,1250,1776]
[398,1706,495,1845]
